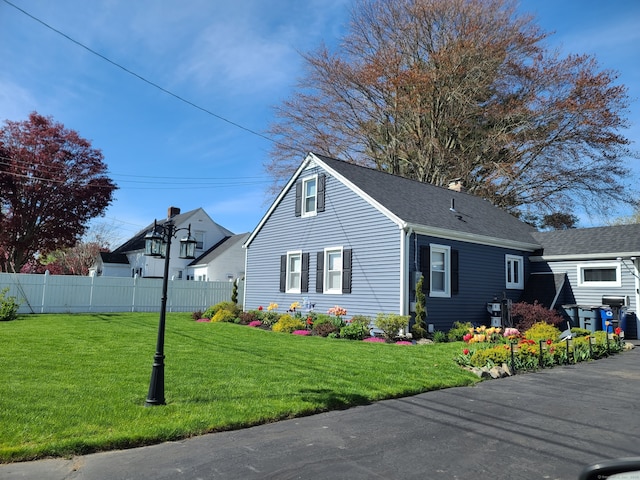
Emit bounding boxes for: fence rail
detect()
[0,272,242,314]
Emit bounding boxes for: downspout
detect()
[399,226,413,316]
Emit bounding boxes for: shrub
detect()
[349,315,371,327]
[511,301,564,331]
[374,313,410,340]
[261,311,280,327]
[412,275,427,339]
[203,301,240,319]
[210,309,237,323]
[340,322,369,341]
[570,327,591,337]
[432,330,448,343]
[237,311,260,325]
[0,288,20,322]
[447,321,473,342]
[523,322,561,343]
[470,345,510,367]
[191,310,204,320]
[272,315,306,333]
[314,322,339,337]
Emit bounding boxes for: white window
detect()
[324,247,343,293]
[302,175,317,217]
[430,244,450,297]
[194,231,205,250]
[505,254,524,289]
[287,251,302,293]
[578,263,621,287]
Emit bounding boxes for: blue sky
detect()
[1,0,639,246]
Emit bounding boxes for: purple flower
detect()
[248,320,262,327]
[292,330,311,336]
[363,337,386,343]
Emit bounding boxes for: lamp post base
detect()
[144,353,165,406]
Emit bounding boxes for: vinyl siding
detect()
[245,165,401,318]
[531,259,637,311]
[410,234,530,330]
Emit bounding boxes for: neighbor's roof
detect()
[113,208,232,254]
[531,224,640,259]
[313,154,539,249]
[189,233,249,266]
[99,252,129,265]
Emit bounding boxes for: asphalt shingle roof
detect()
[531,224,640,257]
[314,154,539,246]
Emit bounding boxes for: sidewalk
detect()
[2,345,639,480]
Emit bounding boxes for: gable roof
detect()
[113,208,232,254]
[98,252,129,265]
[189,233,249,266]
[313,154,538,248]
[531,224,640,259]
[247,153,539,250]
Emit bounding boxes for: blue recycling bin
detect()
[600,307,615,333]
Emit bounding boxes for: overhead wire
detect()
[0,0,305,158]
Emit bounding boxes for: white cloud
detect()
[0,79,38,121]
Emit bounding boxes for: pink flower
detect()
[463,348,470,355]
[248,320,262,327]
[363,337,386,343]
[196,318,210,323]
[395,341,413,345]
[463,333,473,343]
[292,330,311,336]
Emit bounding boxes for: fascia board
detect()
[407,223,540,252]
[530,251,640,262]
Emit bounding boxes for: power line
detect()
[1,0,303,155]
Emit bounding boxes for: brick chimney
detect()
[448,179,465,193]
[168,206,181,218]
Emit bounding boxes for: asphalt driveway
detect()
[2,345,639,480]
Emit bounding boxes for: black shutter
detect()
[316,251,324,293]
[342,249,352,294]
[317,174,326,212]
[451,249,459,295]
[294,181,302,217]
[301,253,309,293]
[419,245,430,293]
[279,255,287,292]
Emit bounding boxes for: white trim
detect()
[286,250,303,293]
[301,174,318,217]
[505,254,524,290]
[576,262,621,288]
[530,251,640,262]
[323,246,343,294]
[400,228,409,315]
[430,243,451,298]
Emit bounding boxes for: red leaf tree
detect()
[0,112,117,272]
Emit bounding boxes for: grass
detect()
[0,313,478,463]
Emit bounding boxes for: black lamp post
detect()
[143,211,197,406]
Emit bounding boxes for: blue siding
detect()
[245,164,402,319]
[410,234,530,330]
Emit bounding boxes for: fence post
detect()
[40,270,49,313]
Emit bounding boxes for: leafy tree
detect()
[0,112,117,272]
[267,0,635,219]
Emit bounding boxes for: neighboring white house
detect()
[89,207,244,282]
[188,233,249,282]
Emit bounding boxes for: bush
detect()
[192,310,204,320]
[237,311,260,325]
[511,301,564,331]
[0,288,20,322]
[412,275,427,339]
[210,309,237,323]
[523,322,561,343]
[432,330,448,343]
[374,313,410,340]
[272,315,306,333]
[470,345,510,367]
[203,301,240,319]
[340,322,369,341]
[570,327,591,337]
[349,315,371,327]
[447,321,473,342]
[261,311,280,327]
[314,322,339,337]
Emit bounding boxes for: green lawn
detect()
[0,313,477,463]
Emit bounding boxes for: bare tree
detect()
[267,0,635,218]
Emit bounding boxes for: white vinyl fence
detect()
[0,272,243,314]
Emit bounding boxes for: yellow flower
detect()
[267,302,279,311]
[290,301,301,310]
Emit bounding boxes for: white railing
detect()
[0,272,242,314]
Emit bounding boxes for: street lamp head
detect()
[179,225,197,259]
[144,221,165,257]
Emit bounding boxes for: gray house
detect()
[243,153,542,329]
